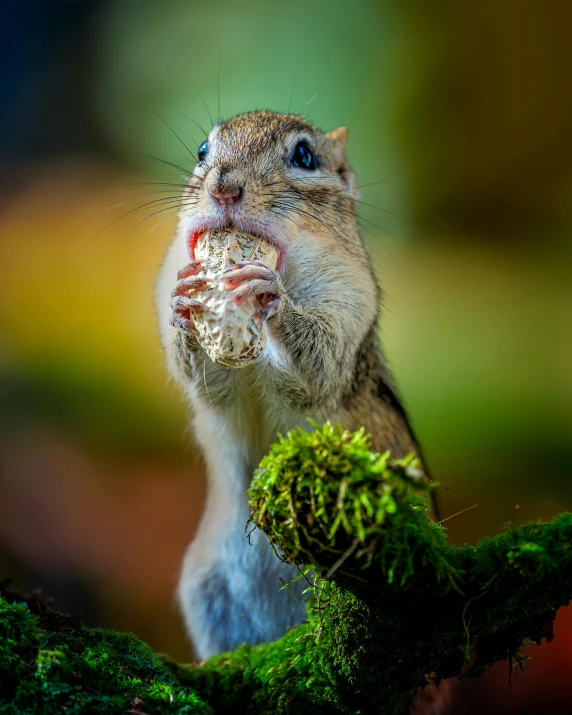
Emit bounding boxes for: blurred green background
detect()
[1,1,571,712]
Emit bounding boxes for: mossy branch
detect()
[0,591,212,714]
[185,423,572,713]
[2,423,571,714]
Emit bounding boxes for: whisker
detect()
[148,206,183,233]
[139,153,195,177]
[288,187,405,242]
[181,114,209,139]
[89,203,183,276]
[193,83,214,127]
[154,113,198,163]
[131,166,191,181]
[357,169,416,189]
[91,194,193,244]
[330,203,404,244]
[109,189,190,204]
[267,197,341,245]
[279,176,406,220]
[112,181,194,190]
[217,53,222,123]
[347,198,404,220]
[287,61,299,114]
[268,191,402,249]
[275,176,405,219]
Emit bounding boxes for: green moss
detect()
[0,597,211,714]
[166,623,344,715]
[248,422,448,592]
[3,422,572,714]
[242,422,572,712]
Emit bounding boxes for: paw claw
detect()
[170,261,209,336]
[171,275,210,298]
[216,262,282,315]
[177,261,203,280]
[171,296,207,312]
[215,263,274,288]
[178,318,196,332]
[170,312,197,333]
[258,292,277,308]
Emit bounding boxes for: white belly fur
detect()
[178,364,309,658]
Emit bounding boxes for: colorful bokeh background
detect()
[1,1,571,712]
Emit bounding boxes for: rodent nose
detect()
[209,186,243,206]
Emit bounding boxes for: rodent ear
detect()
[325,126,348,156]
[326,127,357,199]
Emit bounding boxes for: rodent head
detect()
[180,111,361,268]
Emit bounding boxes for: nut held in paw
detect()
[191,228,279,368]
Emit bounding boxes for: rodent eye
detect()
[198,140,209,163]
[290,141,316,170]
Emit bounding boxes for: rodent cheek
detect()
[244,190,266,215]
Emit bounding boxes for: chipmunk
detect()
[156,110,430,660]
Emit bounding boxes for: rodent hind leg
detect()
[178,528,307,659]
[178,563,248,660]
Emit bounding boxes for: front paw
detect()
[215,261,284,320]
[169,260,209,334]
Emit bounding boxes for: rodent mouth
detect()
[188,222,286,271]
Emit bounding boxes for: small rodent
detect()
[156,110,431,660]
